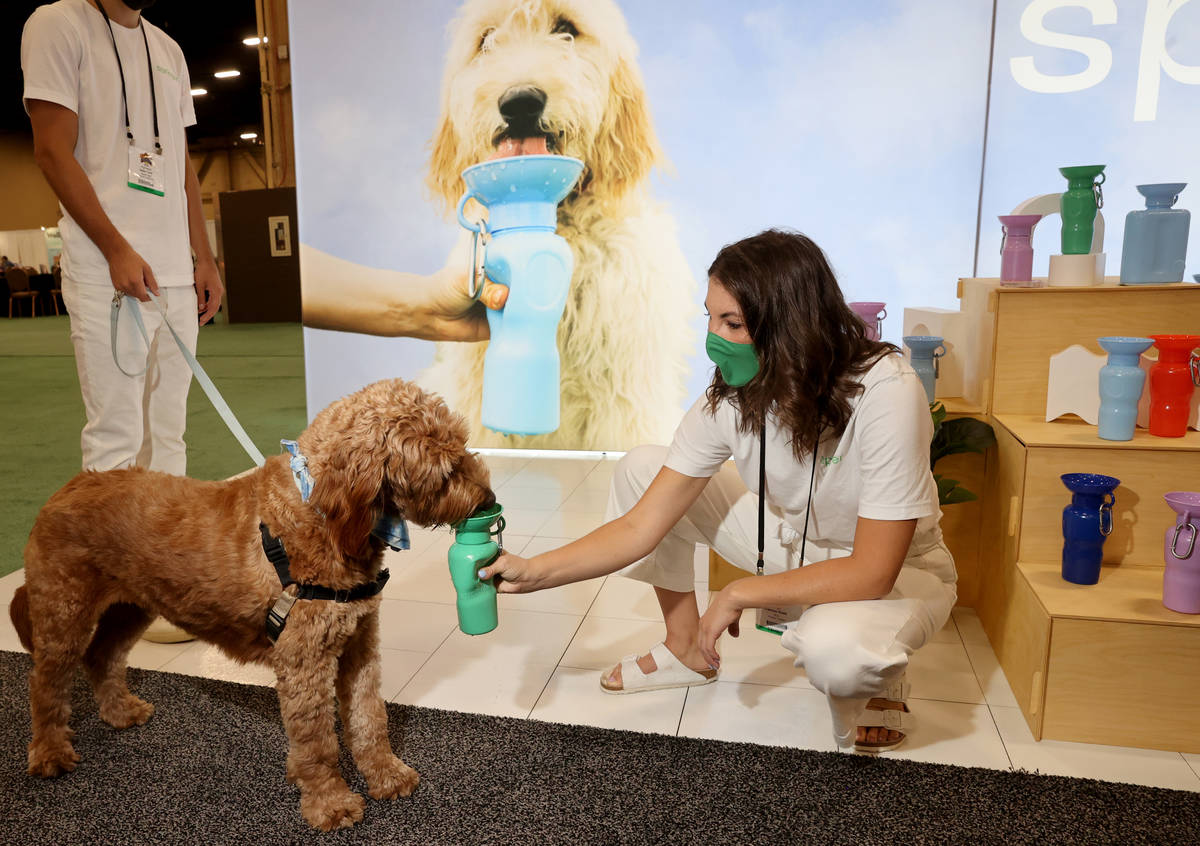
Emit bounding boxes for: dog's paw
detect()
[99,694,155,729]
[27,742,80,778]
[367,756,420,800]
[301,789,366,831]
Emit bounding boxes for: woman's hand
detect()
[477,552,546,594]
[697,587,743,670]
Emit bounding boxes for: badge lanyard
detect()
[98,3,165,196]
[756,420,819,576]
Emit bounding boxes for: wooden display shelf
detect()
[975,279,1200,752]
[994,413,1200,451]
[1018,561,1200,628]
[935,396,986,416]
[989,282,1200,418]
[1011,560,1200,752]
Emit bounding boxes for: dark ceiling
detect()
[1,0,263,145]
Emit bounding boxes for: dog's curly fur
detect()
[9,379,494,831]
[421,0,697,450]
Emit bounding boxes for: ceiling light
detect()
[214,70,241,79]
[243,36,268,46]
[191,88,207,96]
[240,132,258,140]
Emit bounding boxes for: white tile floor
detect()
[3,453,1198,792]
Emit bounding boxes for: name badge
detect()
[127,147,165,196]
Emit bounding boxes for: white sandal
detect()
[854,674,912,753]
[599,642,719,695]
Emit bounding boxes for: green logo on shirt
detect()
[821,456,842,467]
[155,64,179,81]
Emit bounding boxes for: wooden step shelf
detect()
[976,282,1200,753]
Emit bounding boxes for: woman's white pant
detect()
[62,277,198,474]
[607,445,957,749]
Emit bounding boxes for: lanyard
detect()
[756,420,819,576]
[97,2,161,154]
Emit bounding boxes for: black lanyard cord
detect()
[756,420,767,575]
[97,3,161,154]
[757,419,820,577]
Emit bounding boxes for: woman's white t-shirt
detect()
[21,0,197,287]
[665,353,956,583]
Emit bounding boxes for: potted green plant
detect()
[929,402,995,505]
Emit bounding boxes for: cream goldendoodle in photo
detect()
[302,0,696,450]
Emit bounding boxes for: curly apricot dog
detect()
[9,378,493,830]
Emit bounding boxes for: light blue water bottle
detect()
[458,155,584,435]
[1096,336,1153,441]
[902,335,946,404]
[1119,183,1190,285]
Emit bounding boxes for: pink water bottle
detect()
[998,214,1042,287]
[848,302,886,341]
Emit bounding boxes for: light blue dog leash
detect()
[109,290,266,467]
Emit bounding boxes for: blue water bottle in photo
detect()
[457,155,584,435]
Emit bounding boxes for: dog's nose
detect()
[479,488,497,511]
[498,87,547,134]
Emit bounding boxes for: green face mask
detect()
[706,331,760,386]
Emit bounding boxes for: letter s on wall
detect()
[1009,0,1118,94]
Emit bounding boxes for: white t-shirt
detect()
[21,0,197,287]
[666,353,955,583]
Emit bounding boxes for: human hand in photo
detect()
[299,243,510,340]
[697,587,742,670]
[107,242,159,301]
[477,551,544,594]
[194,259,224,325]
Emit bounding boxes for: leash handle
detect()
[111,292,266,467]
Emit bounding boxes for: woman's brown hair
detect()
[705,228,898,459]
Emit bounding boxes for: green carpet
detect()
[0,316,306,577]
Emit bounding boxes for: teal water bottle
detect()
[1059,165,1106,255]
[448,504,504,635]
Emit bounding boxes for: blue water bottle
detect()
[457,155,584,435]
[1096,336,1153,441]
[1119,183,1190,285]
[902,335,946,404]
[1060,473,1119,585]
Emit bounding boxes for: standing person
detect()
[22,0,224,642]
[480,229,956,753]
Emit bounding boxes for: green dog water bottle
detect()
[448,504,504,635]
[1059,164,1106,255]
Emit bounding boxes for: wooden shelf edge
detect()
[1018,560,1200,629]
[994,413,1200,452]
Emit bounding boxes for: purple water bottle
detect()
[1163,492,1200,614]
[998,214,1042,286]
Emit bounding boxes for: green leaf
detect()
[931,416,996,469]
[942,487,978,505]
[935,474,979,505]
[929,401,947,439]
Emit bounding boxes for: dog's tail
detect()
[10,585,33,653]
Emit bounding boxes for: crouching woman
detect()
[482,229,956,753]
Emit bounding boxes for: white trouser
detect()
[607,445,957,748]
[62,276,198,475]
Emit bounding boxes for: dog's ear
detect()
[427,113,467,217]
[308,441,385,562]
[587,57,661,207]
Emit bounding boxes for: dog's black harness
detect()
[261,523,391,643]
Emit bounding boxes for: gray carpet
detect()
[0,651,1195,845]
